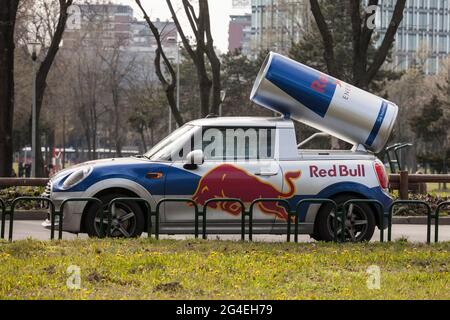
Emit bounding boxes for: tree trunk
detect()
[200,0,221,115]
[91,104,98,160]
[197,59,213,117]
[62,111,66,168]
[33,0,73,176]
[48,128,55,167]
[136,1,184,126]
[150,126,154,147]
[209,59,221,115]
[84,126,92,161]
[112,88,122,157]
[139,126,147,153]
[310,0,406,87]
[0,0,19,177]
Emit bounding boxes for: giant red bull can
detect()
[250,52,398,153]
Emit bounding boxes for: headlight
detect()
[62,166,93,190]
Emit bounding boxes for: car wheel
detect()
[84,193,145,238]
[314,194,376,242]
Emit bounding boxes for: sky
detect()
[114,0,250,54]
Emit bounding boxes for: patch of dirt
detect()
[129,262,165,274]
[43,265,56,275]
[154,281,183,293]
[438,263,448,272]
[87,271,104,283]
[411,260,432,268]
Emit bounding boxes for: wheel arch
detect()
[80,179,154,233]
[312,191,382,231]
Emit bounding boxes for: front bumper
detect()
[43,190,86,233]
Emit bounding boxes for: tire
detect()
[314,194,376,242]
[84,193,145,238]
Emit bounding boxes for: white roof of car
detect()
[188,116,294,128]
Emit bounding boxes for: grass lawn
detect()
[0,239,449,300]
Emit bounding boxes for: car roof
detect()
[188,116,294,128]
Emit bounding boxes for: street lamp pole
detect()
[219,90,227,116]
[176,41,180,117]
[31,59,37,177]
[27,42,41,178]
[168,106,172,134]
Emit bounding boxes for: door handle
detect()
[255,172,278,177]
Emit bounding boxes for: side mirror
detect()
[183,150,204,170]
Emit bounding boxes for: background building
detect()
[129,18,177,56]
[228,14,252,55]
[63,3,177,57]
[376,0,450,74]
[249,0,310,58]
[63,3,178,81]
[64,3,134,48]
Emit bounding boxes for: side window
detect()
[201,127,275,161]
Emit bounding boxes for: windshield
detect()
[144,124,196,161]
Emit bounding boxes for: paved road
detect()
[2,220,450,243]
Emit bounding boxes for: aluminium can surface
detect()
[250,52,398,153]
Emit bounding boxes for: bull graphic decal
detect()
[191,164,301,220]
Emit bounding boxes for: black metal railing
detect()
[288,199,338,243]
[388,200,433,243]
[0,195,446,244]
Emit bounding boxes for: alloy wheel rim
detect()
[94,202,137,237]
[328,204,369,242]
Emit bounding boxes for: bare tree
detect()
[99,41,137,157]
[136,0,221,120]
[71,49,105,160]
[309,0,406,88]
[0,0,20,177]
[127,82,166,153]
[167,0,221,116]
[135,0,184,126]
[25,0,73,175]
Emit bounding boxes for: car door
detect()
[163,126,283,233]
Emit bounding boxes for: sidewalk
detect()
[5,210,450,225]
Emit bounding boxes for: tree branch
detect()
[166,0,196,63]
[349,0,362,83]
[309,0,338,77]
[36,0,73,94]
[366,0,406,83]
[199,0,221,114]
[32,0,73,176]
[182,0,199,36]
[360,0,379,52]
[135,0,184,126]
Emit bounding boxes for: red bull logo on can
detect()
[265,54,338,118]
[192,164,301,220]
